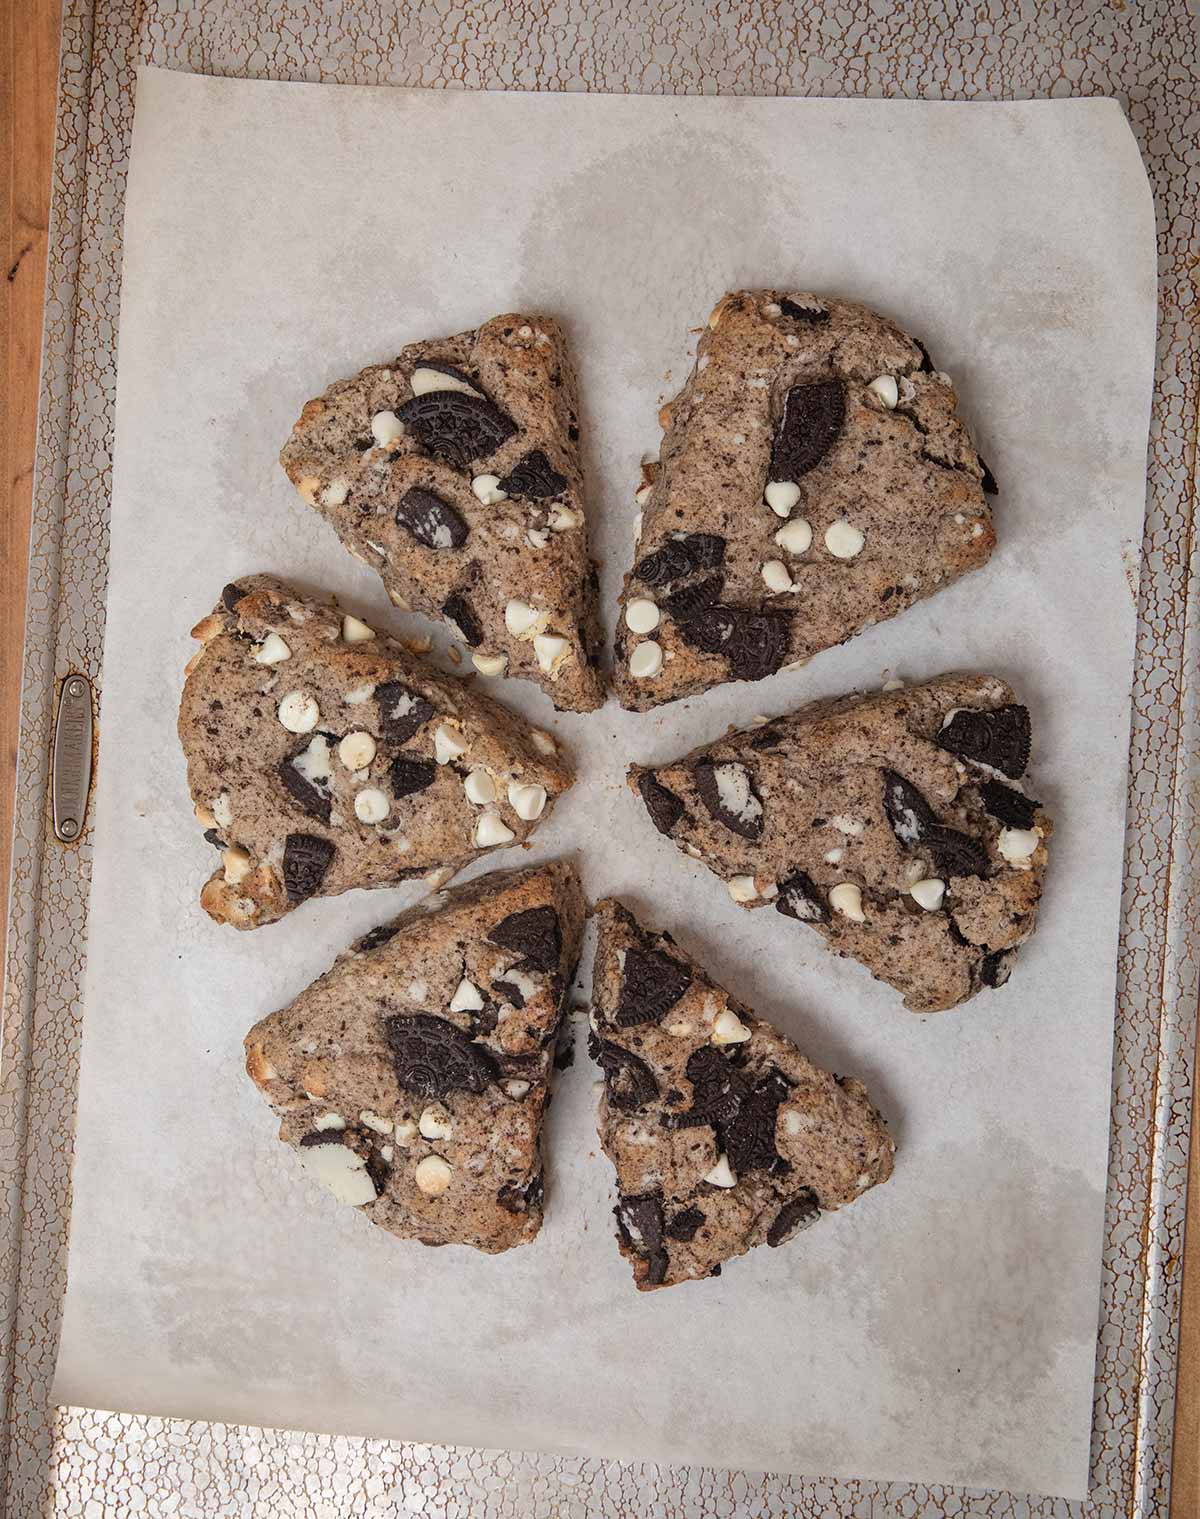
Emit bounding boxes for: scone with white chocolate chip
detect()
[629,674,1051,1013]
[613,291,996,710]
[245,861,585,1252]
[590,899,894,1290]
[179,576,571,929]
[279,314,605,713]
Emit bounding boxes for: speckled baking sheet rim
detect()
[1,3,1197,1515]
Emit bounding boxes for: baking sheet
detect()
[52,71,1156,1500]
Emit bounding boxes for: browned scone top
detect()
[279,314,605,713]
[245,862,586,1253]
[629,674,1051,1013]
[613,291,996,710]
[589,899,894,1290]
[179,576,571,929]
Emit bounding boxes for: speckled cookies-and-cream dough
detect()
[629,674,1050,1013]
[613,290,996,710]
[279,314,605,713]
[244,861,585,1252]
[178,576,571,929]
[589,899,894,1290]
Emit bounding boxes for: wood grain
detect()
[0,7,1197,1511]
[2,0,60,965]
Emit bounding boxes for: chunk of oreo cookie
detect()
[769,380,845,482]
[979,458,998,495]
[389,755,436,798]
[633,533,726,588]
[396,391,518,468]
[282,833,336,903]
[221,583,246,613]
[979,780,1040,830]
[614,1193,668,1281]
[882,769,936,844]
[589,1034,659,1111]
[280,750,333,825]
[442,592,484,647]
[355,921,400,953]
[925,825,988,879]
[497,1173,544,1215]
[669,1046,746,1130]
[636,771,686,836]
[395,487,469,550]
[615,946,691,1026]
[492,978,526,1010]
[779,297,830,322]
[498,449,568,499]
[662,574,725,621]
[767,1189,821,1246]
[938,704,1031,778]
[665,1206,706,1242]
[488,905,561,971]
[679,605,790,682]
[375,683,435,745]
[694,760,764,840]
[725,1069,792,1176]
[981,948,1016,988]
[776,871,829,924]
[384,1012,498,1098]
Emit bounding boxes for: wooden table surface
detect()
[2,2,1197,1510]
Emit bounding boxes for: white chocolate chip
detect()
[414,1155,452,1196]
[394,1120,417,1146]
[999,827,1040,868]
[253,632,292,665]
[882,677,905,692]
[471,473,508,505]
[504,599,543,639]
[341,614,375,644]
[526,528,550,550]
[297,1142,377,1206]
[549,504,583,531]
[344,681,375,704]
[761,559,794,593]
[530,729,557,755]
[507,781,547,820]
[825,521,866,559]
[868,375,899,408]
[727,875,759,903]
[338,732,377,771]
[764,480,802,518]
[359,1111,393,1135]
[904,857,929,886]
[410,365,480,398]
[829,883,866,922]
[824,847,844,865]
[534,633,570,673]
[475,811,516,848]
[277,691,320,733]
[314,1112,346,1131]
[380,1146,394,1163]
[354,788,390,824]
[774,517,813,555]
[418,1105,452,1141]
[711,1009,751,1046]
[504,1079,531,1100]
[221,846,252,885]
[628,641,663,679]
[471,651,508,676]
[319,477,350,508]
[624,598,661,634]
[449,978,484,1013]
[704,1155,737,1189]
[910,878,947,911]
[434,724,468,765]
[635,484,653,507]
[831,814,865,836]
[763,300,782,317]
[370,410,404,446]
[211,791,233,830]
[463,768,497,806]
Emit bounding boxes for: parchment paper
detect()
[53,70,1157,1500]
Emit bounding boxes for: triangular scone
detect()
[179,576,571,929]
[613,291,996,710]
[245,862,585,1252]
[629,675,1051,1013]
[589,900,894,1290]
[279,314,605,713]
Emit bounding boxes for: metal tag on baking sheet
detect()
[52,675,93,843]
